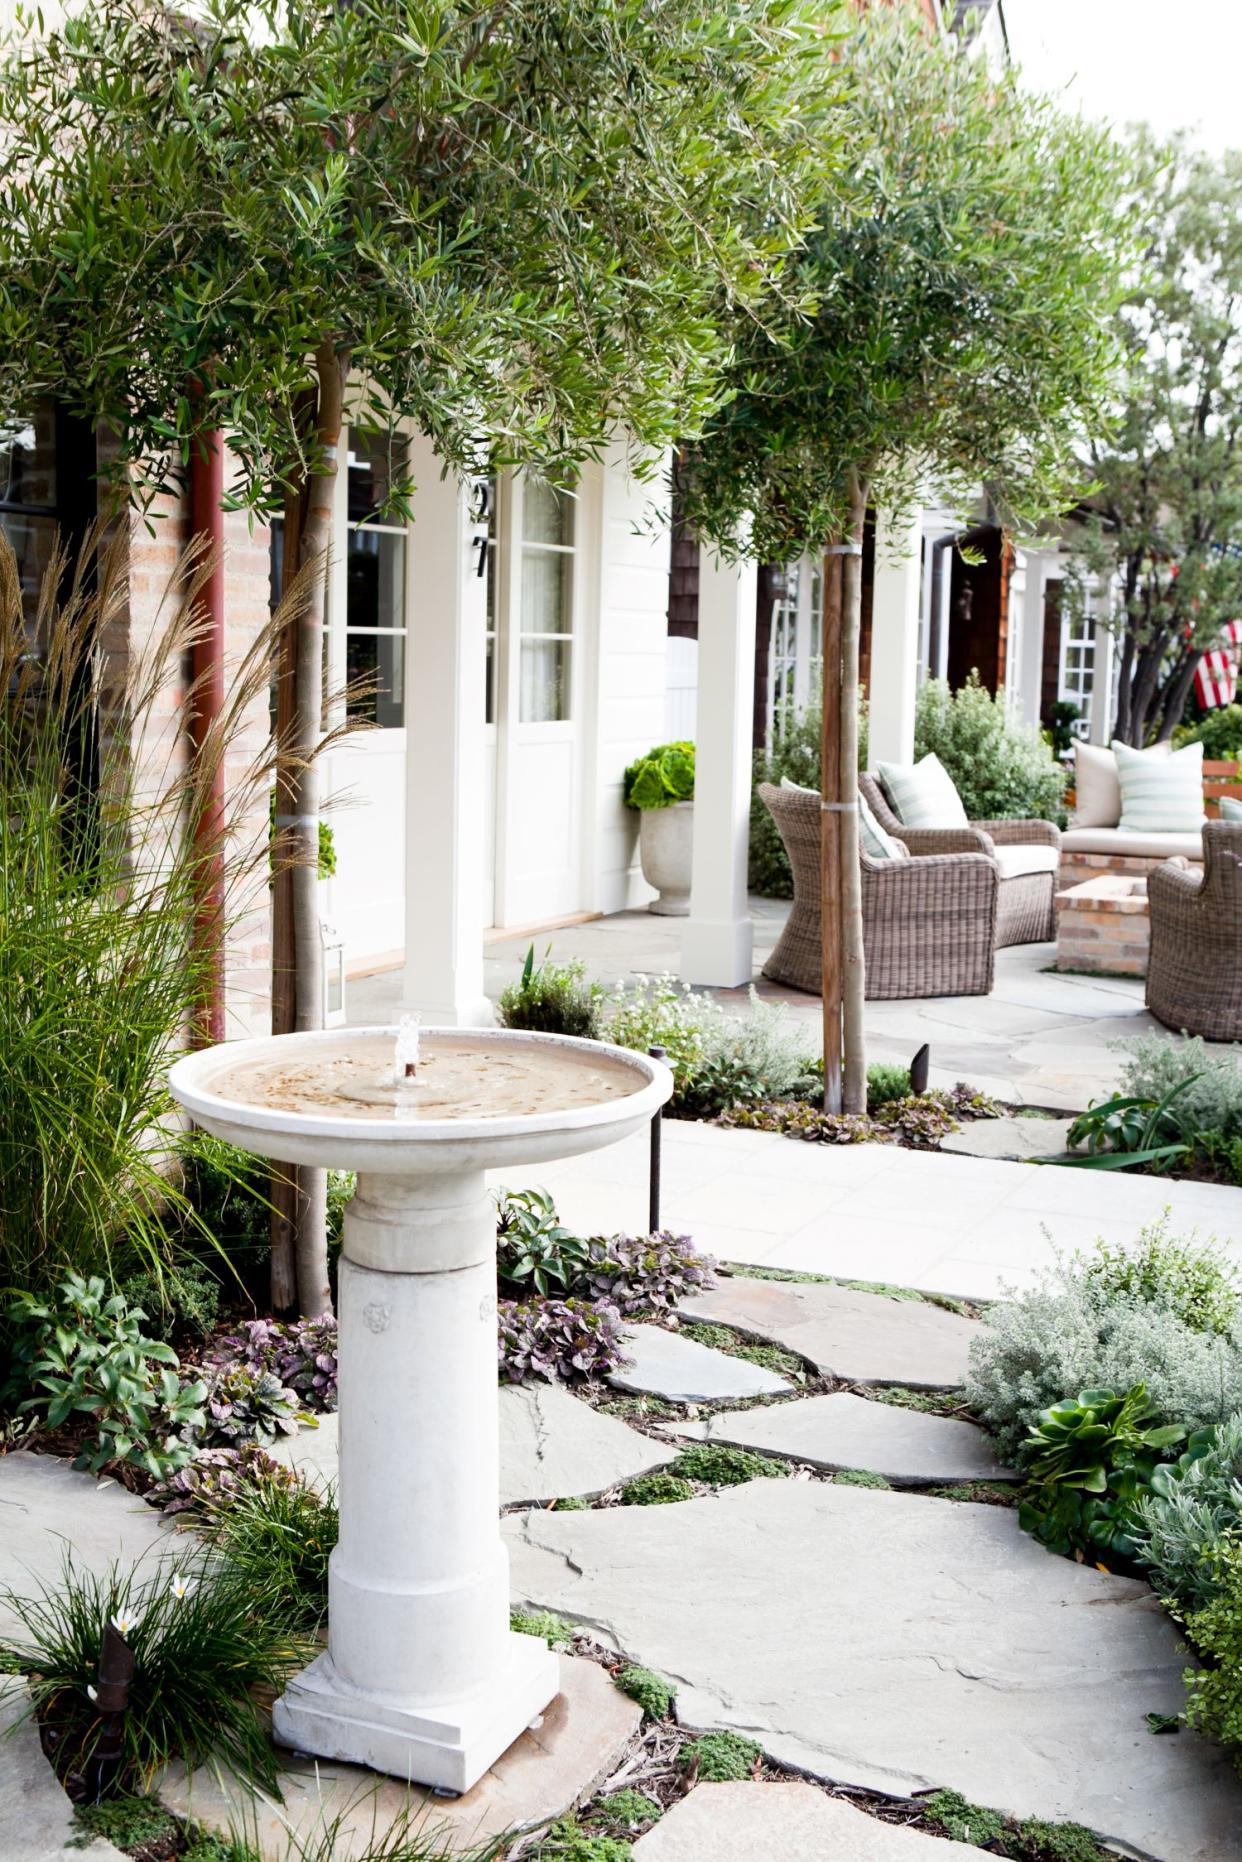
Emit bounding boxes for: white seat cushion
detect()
[1061,826,1204,859]
[993,844,1060,880]
[1114,738,1205,833]
[875,753,968,828]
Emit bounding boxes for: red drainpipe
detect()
[188,427,227,1047]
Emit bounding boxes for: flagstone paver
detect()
[631,1783,980,1860]
[158,1652,639,1859]
[674,1393,1013,1485]
[272,1385,676,1506]
[678,1278,977,1388]
[0,1682,128,1862]
[0,1452,168,1641]
[506,1480,1242,1861]
[939,1116,1075,1162]
[608,1323,792,1404]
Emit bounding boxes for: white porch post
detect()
[681,544,757,988]
[868,507,924,765]
[1090,615,1117,746]
[401,434,492,1025]
[1018,549,1048,726]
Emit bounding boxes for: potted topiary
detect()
[624,741,695,914]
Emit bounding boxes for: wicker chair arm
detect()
[1147,859,1204,914]
[862,848,998,909]
[971,817,1062,851]
[892,825,997,859]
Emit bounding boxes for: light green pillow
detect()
[876,753,969,829]
[1221,795,1242,823]
[1113,739,1205,833]
[859,793,906,862]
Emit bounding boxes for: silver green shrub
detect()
[1133,1415,1242,1609]
[1117,1034,1242,1142]
[966,1227,1242,1464]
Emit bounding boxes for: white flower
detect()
[169,1572,189,1601]
[86,1684,98,1703]
[110,1611,136,1637]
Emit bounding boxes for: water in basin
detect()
[206,1030,642,1122]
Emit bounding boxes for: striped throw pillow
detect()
[876,753,969,828]
[1113,739,1205,833]
[859,793,906,861]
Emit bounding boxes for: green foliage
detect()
[726,1082,998,1149]
[554,1495,591,1512]
[593,1792,662,1837]
[615,1665,676,1719]
[495,1187,591,1298]
[965,1225,1242,1465]
[1174,706,1242,761]
[606,978,814,1118]
[670,1443,790,1486]
[498,946,605,1040]
[913,677,1068,824]
[511,1607,575,1647]
[832,1469,892,1490]
[680,1730,761,1782]
[623,742,695,811]
[0,540,276,1311]
[71,1795,178,1853]
[0,0,833,518]
[1046,700,1082,759]
[528,1820,631,1862]
[1017,1384,1185,1561]
[579,1232,717,1318]
[1061,134,1242,744]
[620,1472,695,1506]
[1063,1074,1199,1172]
[1081,1228,1240,1338]
[866,1064,912,1111]
[1118,1036,1242,1145]
[4,1275,206,1480]
[0,1549,310,1795]
[179,1136,276,1291]
[1134,1416,1242,1608]
[1183,1539,1242,1767]
[200,1472,337,1634]
[201,1364,303,1448]
[499,1295,629,1385]
[119,1259,220,1344]
[679,7,1130,560]
[922,1791,1005,1847]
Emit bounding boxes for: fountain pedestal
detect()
[168,1027,670,1795]
[272,1171,557,1789]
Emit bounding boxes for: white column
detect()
[401,434,491,1025]
[681,544,756,987]
[1017,549,1052,726]
[1090,617,1116,745]
[868,507,924,766]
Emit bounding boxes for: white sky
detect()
[1004,0,1242,154]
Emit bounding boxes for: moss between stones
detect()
[510,1606,575,1646]
[921,1789,1109,1860]
[670,1443,789,1486]
[620,1471,695,1505]
[832,1469,892,1490]
[615,1663,676,1719]
[680,1729,763,1781]
[677,1320,807,1378]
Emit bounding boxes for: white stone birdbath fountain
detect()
[168,1023,672,1794]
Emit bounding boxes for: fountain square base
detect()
[272,1634,560,1795]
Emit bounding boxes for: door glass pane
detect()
[348,526,405,633]
[348,431,405,522]
[347,629,405,728]
[520,639,570,722]
[520,547,573,635]
[523,477,573,547]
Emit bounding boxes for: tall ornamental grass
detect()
[0,531,290,1306]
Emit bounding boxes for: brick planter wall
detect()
[1058,849,1203,891]
[1055,876,1151,977]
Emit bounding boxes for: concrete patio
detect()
[349,900,1168,1112]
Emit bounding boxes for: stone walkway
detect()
[349,910,1172,1111]
[494,1118,1242,1302]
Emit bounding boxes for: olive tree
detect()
[0,0,838,1308]
[679,11,1131,1111]
[1064,132,1242,745]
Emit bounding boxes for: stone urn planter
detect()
[639,800,693,915]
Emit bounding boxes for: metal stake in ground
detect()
[649,1046,667,1233]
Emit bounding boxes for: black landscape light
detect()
[910,1042,931,1097]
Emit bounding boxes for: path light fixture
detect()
[910,1042,931,1097]
[90,1618,135,1800]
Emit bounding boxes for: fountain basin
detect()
[167,1025,672,1794]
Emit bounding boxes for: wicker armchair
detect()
[1146,822,1242,1041]
[758,782,998,1000]
[858,774,1060,947]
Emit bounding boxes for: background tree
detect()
[1063,132,1242,746]
[0,0,838,1309]
[678,10,1130,1112]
